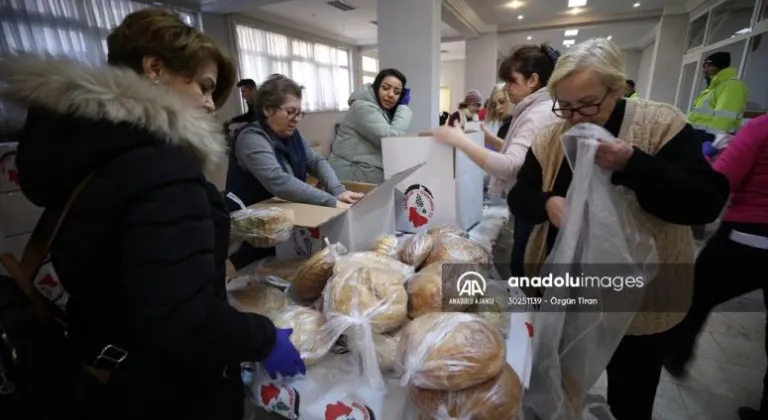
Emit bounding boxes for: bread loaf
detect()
[291,242,347,301]
[371,234,399,257]
[324,266,408,334]
[406,262,475,318]
[271,306,328,366]
[398,233,435,268]
[409,363,522,420]
[250,257,307,283]
[230,207,295,248]
[423,235,490,267]
[396,312,505,391]
[335,251,415,282]
[228,283,291,317]
[373,324,406,373]
[426,224,468,239]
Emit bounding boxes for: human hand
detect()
[702,141,717,158]
[433,122,467,148]
[336,200,352,209]
[337,190,364,204]
[545,196,566,228]
[595,139,634,171]
[400,88,411,105]
[261,328,307,380]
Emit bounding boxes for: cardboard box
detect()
[249,163,423,259]
[382,132,484,233]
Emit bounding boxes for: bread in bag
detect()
[398,233,435,268]
[271,305,328,366]
[291,242,347,301]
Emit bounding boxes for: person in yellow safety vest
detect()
[688,52,748,140]
[624,80,639,99]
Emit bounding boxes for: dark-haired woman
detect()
[329,68,412,184]
[433,44,561,278]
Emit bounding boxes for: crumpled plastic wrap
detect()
[370,234,399,257]
[270,305,330,367]
[227,193,294,249]
[422,234,491,267]
[291,240,348,301]
[409,363,522,420]
[228,282,292,318]
[334,251,415,283]
[426,224,469,239]
[397,233,435,268]
[318,265,409,389]
[396,312,505,391]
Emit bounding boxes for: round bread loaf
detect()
[324,266,408,334]
[230,207,295,248]
[334,251,415,282]
[406,262,475,318]
[371,234,399,257]
[423,235,490,267]
[291,243,347,301]
[396,312,505,391]
[409,363,522,420]
[228,283,291,317]
[426,224,468,239]
[373,323,406,373]
[397,233,435,268]
[271,305,328,366]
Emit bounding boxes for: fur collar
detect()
[0,54,226,176]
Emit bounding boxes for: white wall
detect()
[637,42,656,99]
[622,50,642,83]
[440,59,465,112]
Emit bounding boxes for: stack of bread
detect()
[396,313,522,420]
[229,207,295,249]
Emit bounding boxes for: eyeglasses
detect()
[280,107,305,121]
[552,91,610,119]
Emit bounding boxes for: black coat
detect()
[0,55,276,419]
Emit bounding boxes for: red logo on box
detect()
[258,383,300,419]
[325,401,375,420]
[402,184,435,228]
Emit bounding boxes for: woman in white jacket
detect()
[433,44,561,278]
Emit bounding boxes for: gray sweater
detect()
[234,123,345,207]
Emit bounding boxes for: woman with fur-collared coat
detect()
[508,38,729,420]
[0,9,303,420]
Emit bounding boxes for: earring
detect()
[153,78,159,85]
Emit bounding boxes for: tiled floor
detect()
[590,291,767,420]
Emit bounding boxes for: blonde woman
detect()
[482,83,512,151]
[508,38,728,419]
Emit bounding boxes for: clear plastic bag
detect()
[409,363,523,420]
[396,312,506,392]
[422,234,491,267]
[370,234,400,257]
[522,123,658,420]
[270,305,331,367]
[227,281,293,318]
[227,193,295,248]
[291,239,348,302]
[397,233,435,268]
[317,265,409,389]
[334,251,415,283]
[405,262,477,318]
[426,224,469,239]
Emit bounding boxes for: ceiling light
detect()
[527,36,533,40]
[606,35,613,40]
[564,29,579,37]
[568,7,584,14]
[563,39,576,46]
[568,0,587,7]
[633,2,640,7]
[518,14,524,19]
[504,1,524,8]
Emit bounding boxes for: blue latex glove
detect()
[400,88,411,105]
[702,141,717,158]
[261,328,306,380]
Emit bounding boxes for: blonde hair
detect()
[486,83,511,123]
[547,38,626,98]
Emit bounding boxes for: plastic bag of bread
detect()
[398,233,435,268]
[396,312,505,391]
[334,251,415,282]
[373,321,408,374]
[406,262,477,318]
[228,282,292,318]
[409,363,522,420]
[426,224,469,239]
[370,234,399,257]
[319,265,408,389]
[423,234,491,267]
[227,194,295,248]
[466,281,512,337]
[270,305,331,367]
[291,239,348,301]
[246,256,307,284]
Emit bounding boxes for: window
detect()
[0,0,198,64]
[235,24,352,112]
[742,34,768,112]
[706,0,756,45]
[361,54,379,87]
[687,13,709,50]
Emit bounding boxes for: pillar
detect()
[464,34,500,102]
[377,0,442,132]
[647,14,689,104]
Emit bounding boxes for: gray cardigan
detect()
[234,123,345,207]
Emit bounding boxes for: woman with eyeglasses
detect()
[508,38,728,419]
[226,75,362,267]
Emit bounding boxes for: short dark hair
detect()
[626,80,635,88]
[254,74,303,114]
[237,79,256,89]
[498,44,559,90]
[106,8,236,109]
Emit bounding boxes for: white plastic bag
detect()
[227,193,295,249]
[522,123,658,420]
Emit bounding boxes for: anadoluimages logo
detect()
[456,271,487,297]
[324,401,376,420]
[258,383,300,419]
[402,184,435,228]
